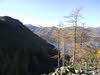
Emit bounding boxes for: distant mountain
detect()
[25,24,57,43]
[87,27,100,37]
[25,24,100,43]
[25,24,38,32]
[0,16,57,75]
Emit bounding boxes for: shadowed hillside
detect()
[0,16,57,75]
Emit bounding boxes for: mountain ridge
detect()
[25,24,100,43]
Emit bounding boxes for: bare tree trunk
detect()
[57,28,60,69]
[79,23,84,60]
[62,39,65,66]
[79,32,82,70]
[57,38,60,68]
[72,18,77,65]
[79,23,84,70]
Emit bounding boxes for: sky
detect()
[0,0,100,27]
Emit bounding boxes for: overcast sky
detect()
[0,0,100,27]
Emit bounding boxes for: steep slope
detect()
[0,16,57,75]
[25,24,57,43]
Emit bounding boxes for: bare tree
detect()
[56,25,60,68]
[52,23,69,67]
[64,7,83,64]
[57,23,66,67]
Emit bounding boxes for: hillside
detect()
[25,24,100,43]
[0,16,57,75]
[25,24,57,43]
